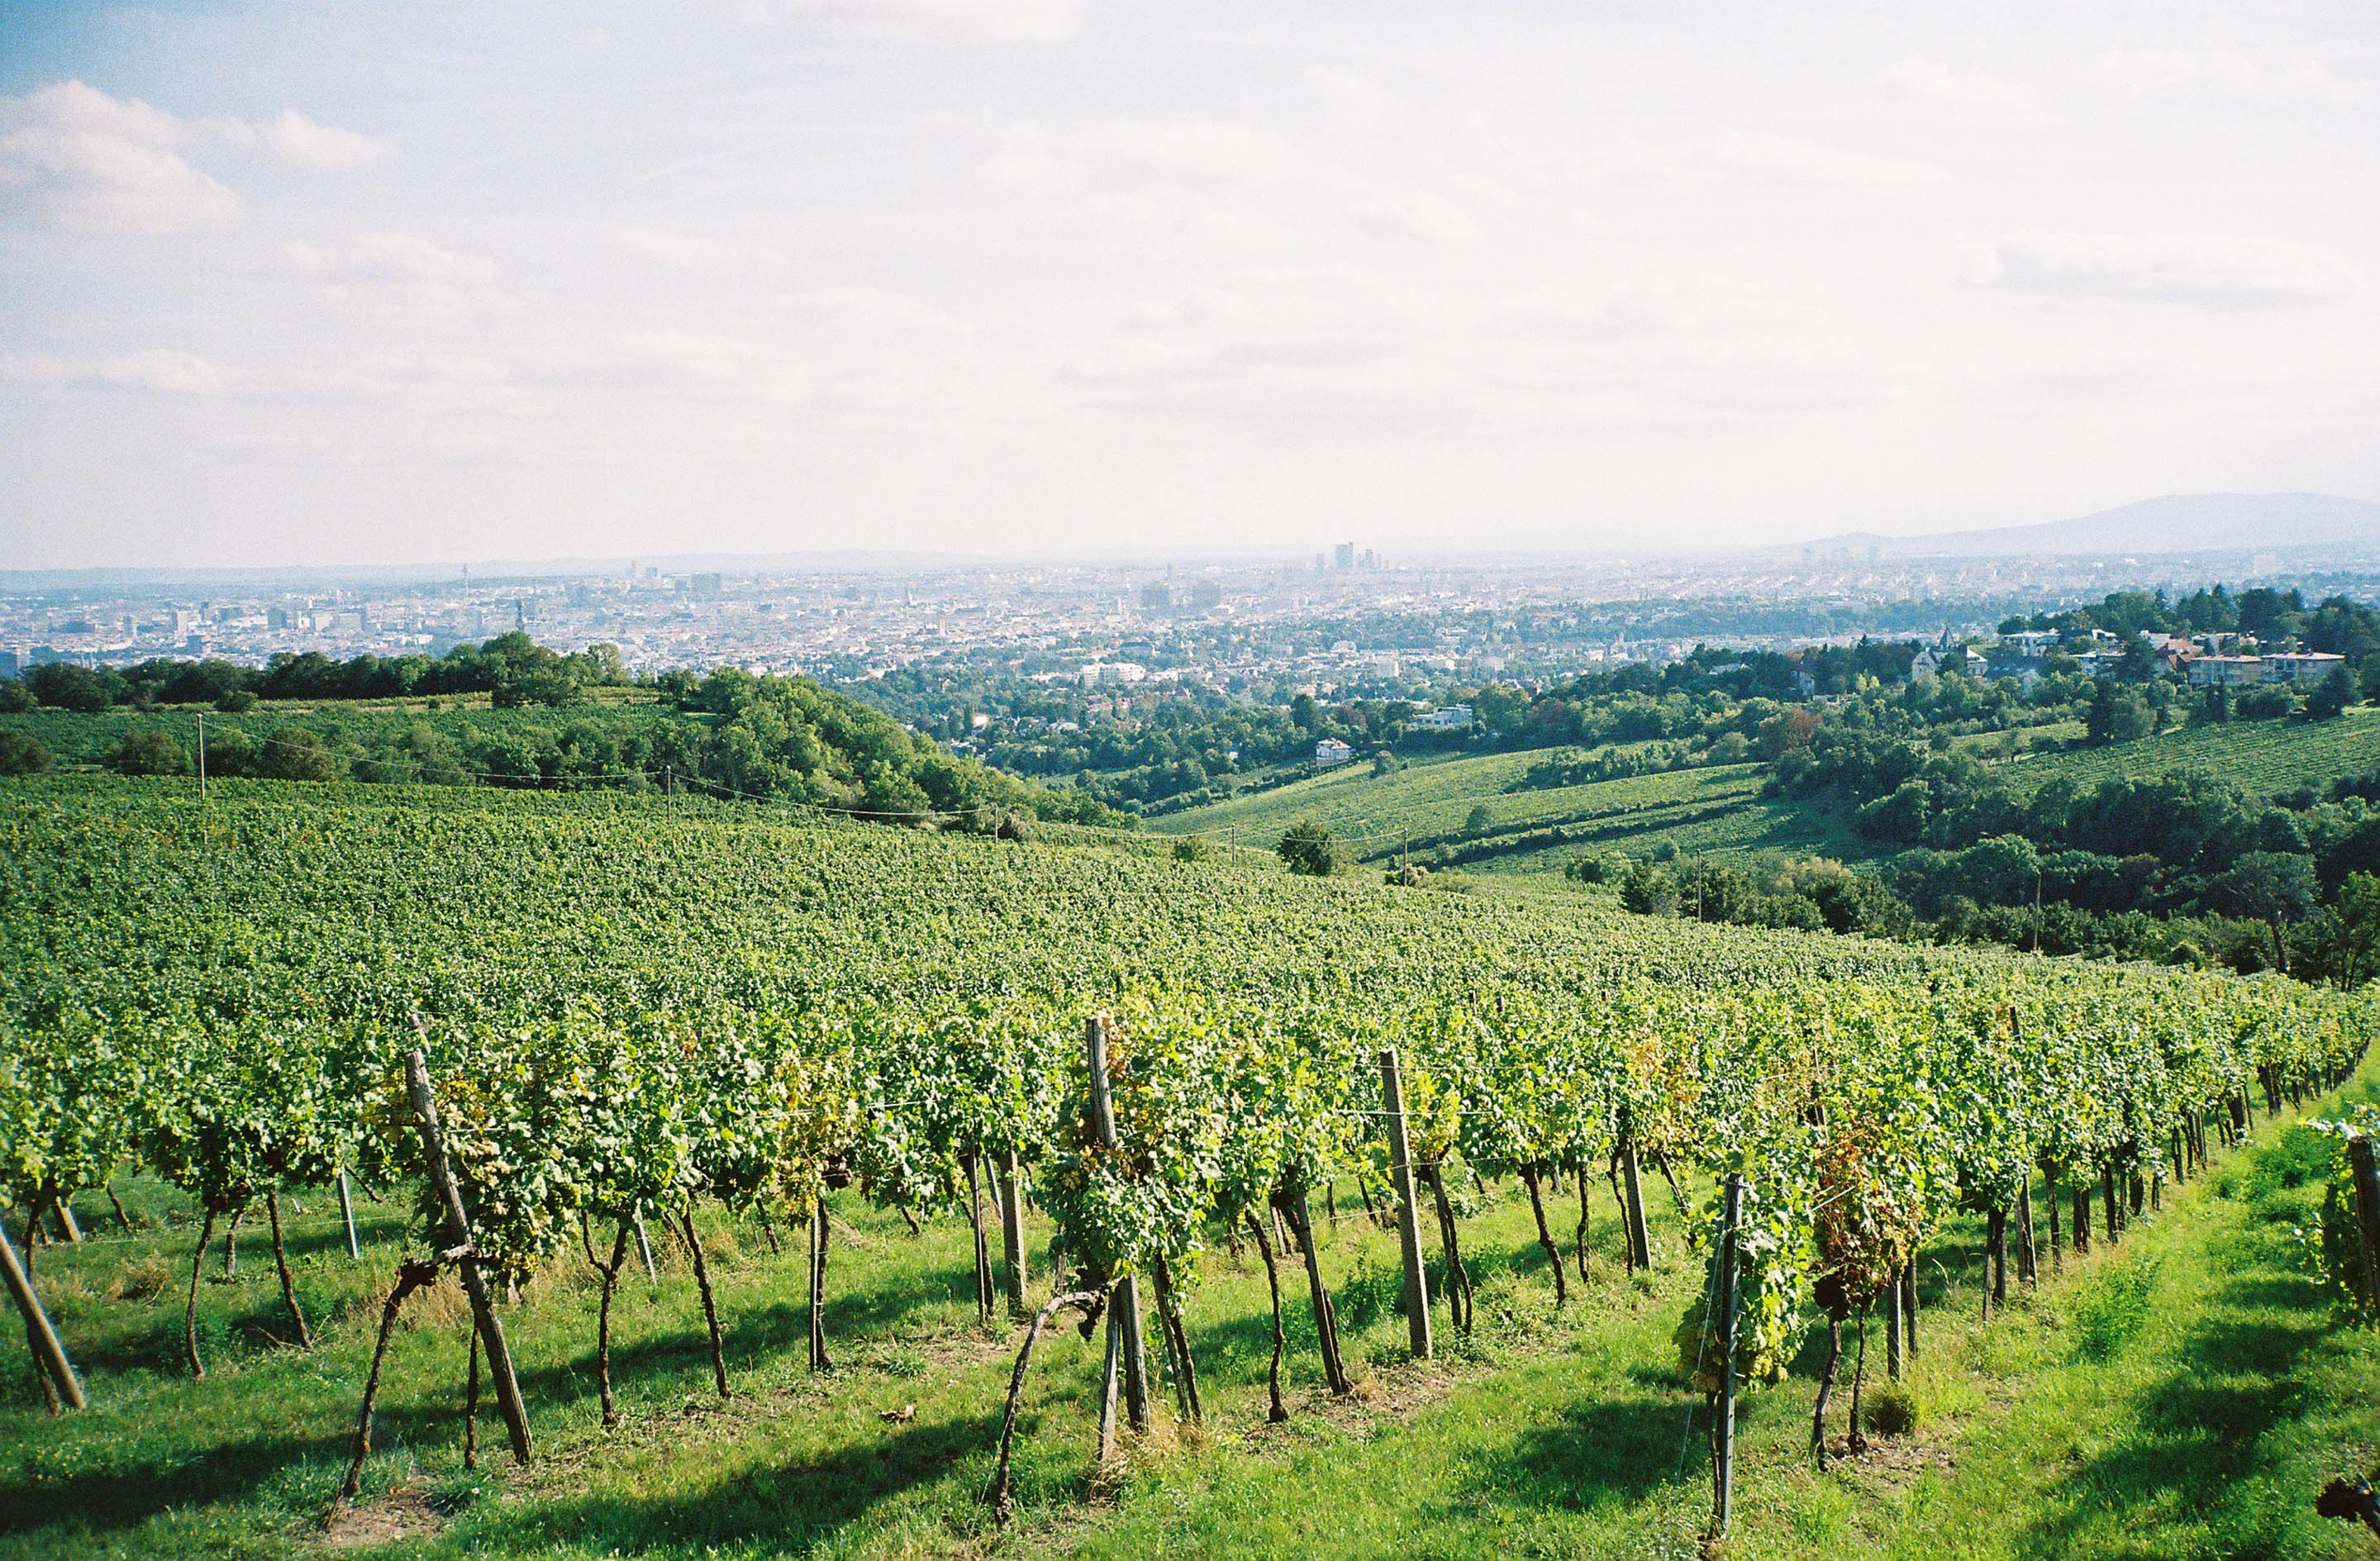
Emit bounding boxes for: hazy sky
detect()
[3,2,2376,569]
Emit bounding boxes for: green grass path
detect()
[1067,1069,2380,1561]
[8,1071,2378,1560]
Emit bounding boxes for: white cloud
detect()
[284,232,497,285]
[0,80,241,234]
[983,119,1310,233]
[2,347,241,395]
[612,226,784,271]
[0,82,393,235]
[2085,50,2351,99]
[1973,231,2358,308]
[1703,131,1944,188]
[1878,55,2035,111]
[984,120,1302,196]
[1313,68,1391,133]
[784,0,1076,42]
[256,109,396,171]
[1348,189,1480,245]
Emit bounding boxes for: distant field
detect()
[1994,708,2380,799]
[1157,710,2380,881]
[1154,748,1874,875]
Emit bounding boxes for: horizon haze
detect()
[3,2,2377,569]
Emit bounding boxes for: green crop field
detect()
[5,773,2378,1561]
[1994,707,2380,800]
[1154,750,1870,878]
[1157,711,2380,883]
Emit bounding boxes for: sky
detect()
[1,1,2376,569]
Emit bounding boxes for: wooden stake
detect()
[1,1218,83,1410]
[1083,1014,1150,1431]
[1377,1048,1433,1360]
[405,1045,532,1465]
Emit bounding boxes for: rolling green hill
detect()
[1156,710,2380,882]
[1992,706,2380,799]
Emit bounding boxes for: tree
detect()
[2084,683,2151,745]
[107,731,191,777]
[1276,821,1339,876]
[2308,666,2359,721]
[0,679,31,714]
[2332,873,2380,989]
[2211,852,2319,974]
[1464,804,1494,835]
[26,664,123,713]
[0,730,50,776]
[1472,683,1526,735]
[252,726,340,782]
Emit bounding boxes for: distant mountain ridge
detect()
[1797,492,2380,560]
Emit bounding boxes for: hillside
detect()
[4,773,2376,1561]
[1797,491,2380,560]
[1154,710,2380,886]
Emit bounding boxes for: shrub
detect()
[0,729,51,776]
[1335,1253,1400,1332]
[1277,820,1340,876]
[252,726,340,782]
[0,678,30,713]
[215,688,258,713]
[2071,1254,2160,1360]
[1172,835,1213,864]
[107,729,191,777]
[1863,1382,1919,1436]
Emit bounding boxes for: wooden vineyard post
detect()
[1883,1265,1903,1382]
[1,1217,83,1411]
[2349,1135,2380,1312]
[1377,1048,1433,1361]
[405,1047,533,1465]
[1083,1015,1150,1433]
[1619,1134,1652,1270]
[2016,1181,2037,1289]
[337,1170,361,1260]
[997,1150,1029,1319]
[1712,1173,1744,1540]
[1900,1259,1918,1361]
[632,1207,658,1281]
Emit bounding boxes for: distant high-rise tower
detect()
[1334,543,1355,570]
[515,599,526,631]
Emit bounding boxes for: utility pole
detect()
[196,711,207,804]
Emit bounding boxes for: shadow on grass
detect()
[449,1405,1004,1556]
[2020,1200,2342,1554]
[0,1431,350,1537]
[1464,1394,1695,1511]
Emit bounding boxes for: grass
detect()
[1152,750,1862,875]
[2,1168,1661,1559]
[1995,707,2380,801]
[11,1061,2380,1559]
[1156,710,2380,888]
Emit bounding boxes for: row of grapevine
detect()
[2,774,2375,1524]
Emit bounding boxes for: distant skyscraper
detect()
[1334,543,1354,570]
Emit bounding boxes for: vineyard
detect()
[6,773,2380,1557]
[1996,706,2380,801]
[1155,708,2380,882]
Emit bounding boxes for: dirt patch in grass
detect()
[319,1485,448,1549]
